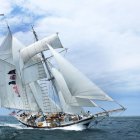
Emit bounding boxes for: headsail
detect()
[51,67,97,107]
[53,79,85,115]
[58,91,85,115]
[48,44,113,101]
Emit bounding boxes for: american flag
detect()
[13,85,20,97]
[10,75,16,80]
[13,85,18,93]
[9,111,16,116]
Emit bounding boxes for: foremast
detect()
[31,26,61,113]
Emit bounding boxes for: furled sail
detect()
[48,45,113,101]
[51,67,97,107]
[20,33,63,64]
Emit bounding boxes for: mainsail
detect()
[0,60,27,110]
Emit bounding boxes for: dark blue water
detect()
[0,116,139,140]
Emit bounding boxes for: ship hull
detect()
[16,116,95,129]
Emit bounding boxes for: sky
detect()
[0,0,140,116]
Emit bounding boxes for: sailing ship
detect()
[0,22,126,129]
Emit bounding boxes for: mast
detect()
[31,26,61,112]
[0,14,11,33]
[31,26,52,78]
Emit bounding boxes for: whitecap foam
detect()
[0,123,33,130]
[0,123,86,131]
[42,124,86,131]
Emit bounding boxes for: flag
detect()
[8,81,16,85]
[13,85,20,97]
[9,110,16,116]
[13,85,18,93]
[10,75,16,80]
[8,69,16,74]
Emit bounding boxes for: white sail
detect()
[21,33,63,64]
[0,30,47,84]
[0,28,12,53]
[51,69,85,114]
[0,30,47,111]
[22,56,47,84]
[0,60,28,110]
[58,91,85,115]
[48,45,113,101]
[29,81,62,113]
[51,67,97,107]
[53,78,84,114]
[48,97,62,113]
[24,84,40,112]
[0,29,13,64]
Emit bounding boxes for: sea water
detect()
[0,116,140,140]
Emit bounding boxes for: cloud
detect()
[0,0,140,115]
[1,0,140,73]
[0,0,13,14]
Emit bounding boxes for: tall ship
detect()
[0,18,126,129]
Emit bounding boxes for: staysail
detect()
[48,44,113,101]
[51,67,97,107]
[53,79,85,114]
